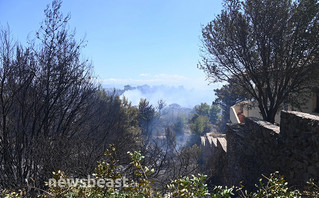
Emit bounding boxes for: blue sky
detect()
[0,0,224,106]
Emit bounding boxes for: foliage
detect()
[153,103,190,141]
[167,174,210,197]
[188,103,221,145]
[213,78,250,132]
[3,146,319,198]
[250,171,301,197]
[0,0,143,190]
[164,127,176,150]
[303,179,319,197]
[157,99,166,113]
[193,103,221,124]
[39,145,160,198]
[199,0,319,123]
[138,140,201,192]
[189,103,221,135]
[195,103,211,118]
[0,145,232,197]
[0,0,94,189]
[209,104,221,125]
[138,98,156,144]
[211,186,236,198]
[172,116,186,137]
[88,88,142,161]
[190,115,212,135]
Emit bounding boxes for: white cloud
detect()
[139,73,151,77]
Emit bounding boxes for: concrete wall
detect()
[242,102,282,123]
[296,92,317,114]
[230,93,316,124]
[230,106,240,124]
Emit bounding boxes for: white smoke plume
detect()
[120,85,217,108]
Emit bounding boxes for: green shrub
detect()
[249,171,301,198]
[166,174,210,197]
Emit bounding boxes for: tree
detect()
[34,0,94,137]
[192,103,221,125]
[190,115,212,135]
[165,127,176,150]
[213,77,249,132]
[138,98,155,144]
[188,103,214,146]
[0,29,38,189]
[172,116,185,137]
[209,104,221,124]
[0,0,95,189]
[194,103,211,117]
[157,99,166,113]
[80,88,142,166]
[199,0,319,123]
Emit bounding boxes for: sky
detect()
[0,0,224,107]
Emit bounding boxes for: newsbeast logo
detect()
[48,175,129,188]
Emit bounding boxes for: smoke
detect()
[120,85,216,108]
[103,84,220,150]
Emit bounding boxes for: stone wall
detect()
[203,110,319,189]
[227,111,319,188]
[200,132,227,186]
[279,111,319,186]
[226,117,280,189]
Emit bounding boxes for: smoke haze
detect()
[118,85,217,108]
